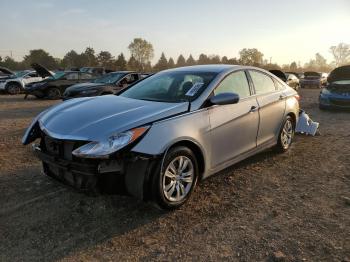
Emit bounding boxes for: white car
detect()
[0,67,46,94]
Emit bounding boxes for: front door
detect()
[209,70,259,169]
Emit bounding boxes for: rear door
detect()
[248,70,286,146]
[209,70,259,169]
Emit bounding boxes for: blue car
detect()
[319,65,350,110]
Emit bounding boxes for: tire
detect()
[6,83,22,95]
[276,115,295,153]
[151,146,199,210]
[46,87,61,100]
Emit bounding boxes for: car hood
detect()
[65,82,106,92]
[31,63,53,78]
[327,65,350,83]
[38,95,189,141]
[0,66,14,76]
[269,70,287,82]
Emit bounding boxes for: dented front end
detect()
[25,122,159,200]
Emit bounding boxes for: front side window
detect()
[249,71,276,94]
[120,71,217,102]
[66,73,79,80]
[214,71,251,99]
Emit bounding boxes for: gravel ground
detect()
[0,90,349,262]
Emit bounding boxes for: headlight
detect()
[72,126,150,158]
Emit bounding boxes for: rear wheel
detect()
[46,87,61,100]
[151,146,198,210]
[6,83,22,95]
[276,115,295,152]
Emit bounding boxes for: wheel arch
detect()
[164,139,206,180]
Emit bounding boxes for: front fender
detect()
[131,109,211,173]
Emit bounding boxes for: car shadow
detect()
[0,167,165,261]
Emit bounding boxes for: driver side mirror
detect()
[210,92,240,105]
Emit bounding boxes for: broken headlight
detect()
[72,126,149,158]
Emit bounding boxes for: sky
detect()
[0,0,349,65]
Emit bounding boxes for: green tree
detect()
[61,50,83,68]
[22,49,58,69]
[221,56,229,64]
[197,54,209,65]
[290,61,298,71]
[154,52,168,71]
[128,38,154,71]
[209,55,220,64]
[127,55,140,71]
[239,48,264,66]
[330,43,350,66]
[168,57,175,68]
[82,47,97,67]
[115,53,127,70]
[1,56,21,70]
[186,54,196,66]
[97,51,115,69]
[176,54,186,67]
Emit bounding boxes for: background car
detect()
[0,68,44,94]
[300,71,322,88]
[80,67,114,77]
[24,69,95,99]
[23,65,299,209]
[269,70,299,90]
[62,71,148,100]
[319,65,350,110]
[285,73,300,90]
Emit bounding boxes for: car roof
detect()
[164,64,241,73]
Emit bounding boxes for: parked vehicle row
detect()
[23,65,300,209]
[0,66,49,94]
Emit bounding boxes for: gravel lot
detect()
[0,89,349,261]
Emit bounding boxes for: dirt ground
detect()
[0,89,349,262]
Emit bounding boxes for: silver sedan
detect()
[23,65,299,209]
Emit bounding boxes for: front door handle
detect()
[249,106,258,113]
[279,95,286,100]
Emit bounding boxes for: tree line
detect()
[0,38,349,73]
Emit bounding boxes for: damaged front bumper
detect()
[32,143,159,200]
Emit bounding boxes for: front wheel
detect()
[276,115,295,152]
[6,83,22,95]
[151,146,198,210]
[46,87,61,100]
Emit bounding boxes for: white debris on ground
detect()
[296,110,320,136]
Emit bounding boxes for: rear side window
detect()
[214,71,251,99]
[249,71,276,94]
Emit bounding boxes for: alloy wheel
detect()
[281,119,293,149]
[162,156,194,202]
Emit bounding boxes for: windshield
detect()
[94,73,124,84]
[120,71,218,103]
[15,71,30,78]
[50,71,65,80]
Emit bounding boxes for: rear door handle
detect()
[249,106,258,113]
[279,95,286,100]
